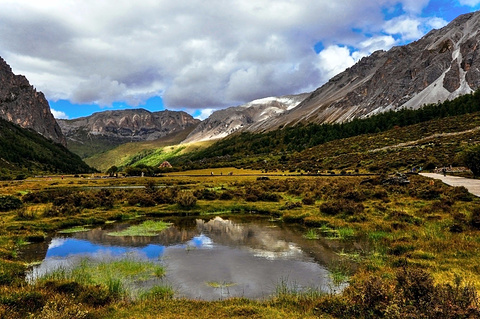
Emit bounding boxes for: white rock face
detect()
[182,94,309,143]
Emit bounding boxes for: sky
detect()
[1,0,480,120]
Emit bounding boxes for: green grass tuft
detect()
[107,220,171,237]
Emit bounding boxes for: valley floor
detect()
[1,171,480,318]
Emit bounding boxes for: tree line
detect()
[186,90,480,160]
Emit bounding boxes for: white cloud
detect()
[0,0,462,115]
[316,46,357,82]
[384,16,424,41]
[71,75,127,106]
[458,0,480,6]
[399,0,431,14]
[196,109,215,120]
[383,14,448,43]
[426,17,449,30]
[50,108,68,119]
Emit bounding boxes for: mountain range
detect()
[60,10,480,150]
[2,10,480,172]
[261,10,480,130]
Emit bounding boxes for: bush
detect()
[302,196,315,205]
[0,195,22,212]
[175,192,197,208]
[282,201,303,210]
[127,190,156,207]
[458,145,480,176]
[42,203,81,217]
[337,268,480,318]
[320,200,364,216]
[470,207,480,229]
[194,189,218,200]
[152,188,178,204]
[219,191,234,200]
[346,275,396,318]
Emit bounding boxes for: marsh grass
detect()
[328,262,351,285]
[367,230,392,242]
[139,285,174,300]
[337,227,355,239]
[107,220,171,237]
[336,249,361,262]
[4,173,480,317]
[40,257,167,298]
[274,276,324,300]
[304,228,319,240]
[206,281,238,288]
[319,225,355,240]
[58,226,90,234]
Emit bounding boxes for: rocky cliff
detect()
[0,57,66,145]
[183,94,309,143]
[59,109,199,141]
[257,11,480,130]
[58,109,200,157]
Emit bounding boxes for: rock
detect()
[0,57,66,145]
[58,109,200,143]
[183,94,308,143]
[244,11,480,132]
[382,173,410,185]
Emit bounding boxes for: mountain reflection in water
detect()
[23,216,345,300]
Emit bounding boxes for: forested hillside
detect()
[0,118,93,179]
[174,90,480,165]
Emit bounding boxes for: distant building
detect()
[159,161,173,168]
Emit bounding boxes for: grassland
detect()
[85,137,214,172]
[1,171,480,317]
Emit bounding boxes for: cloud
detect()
[71,75,128,106]
[0,0,462,115]
[458,0,480,6]
[383,14,448,42]
[195,109,215,120]
[384,16,424,40]
[316,46,357,82]
[50,108,68,119]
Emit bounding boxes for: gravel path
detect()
[420,173,480,197]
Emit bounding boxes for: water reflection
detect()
[23,216,346,300]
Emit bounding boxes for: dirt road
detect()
[420,173,480,197]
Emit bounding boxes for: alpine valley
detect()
[3,8,480,319]
[62,10,480,171]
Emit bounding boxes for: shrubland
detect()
[0,172,479,317]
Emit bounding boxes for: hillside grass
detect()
[86,138,214,172]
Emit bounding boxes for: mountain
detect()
[182,94,309,143]
[183,11,480,142]
[0,57,66,146]
[58,109,200,158]
[0,117,92,179]
[255,11,480,130]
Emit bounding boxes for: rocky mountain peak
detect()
[0,57,66,145]
[58,108,200,143]
[182,93,309,143]
[244,10,480,131]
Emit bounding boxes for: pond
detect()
[21,216,349,300]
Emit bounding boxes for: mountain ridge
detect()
[0,57,66,145]
[182,94,309,143]
[58,108,200,158]
[253,10,480,131]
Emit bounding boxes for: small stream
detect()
[21,215,350,300]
